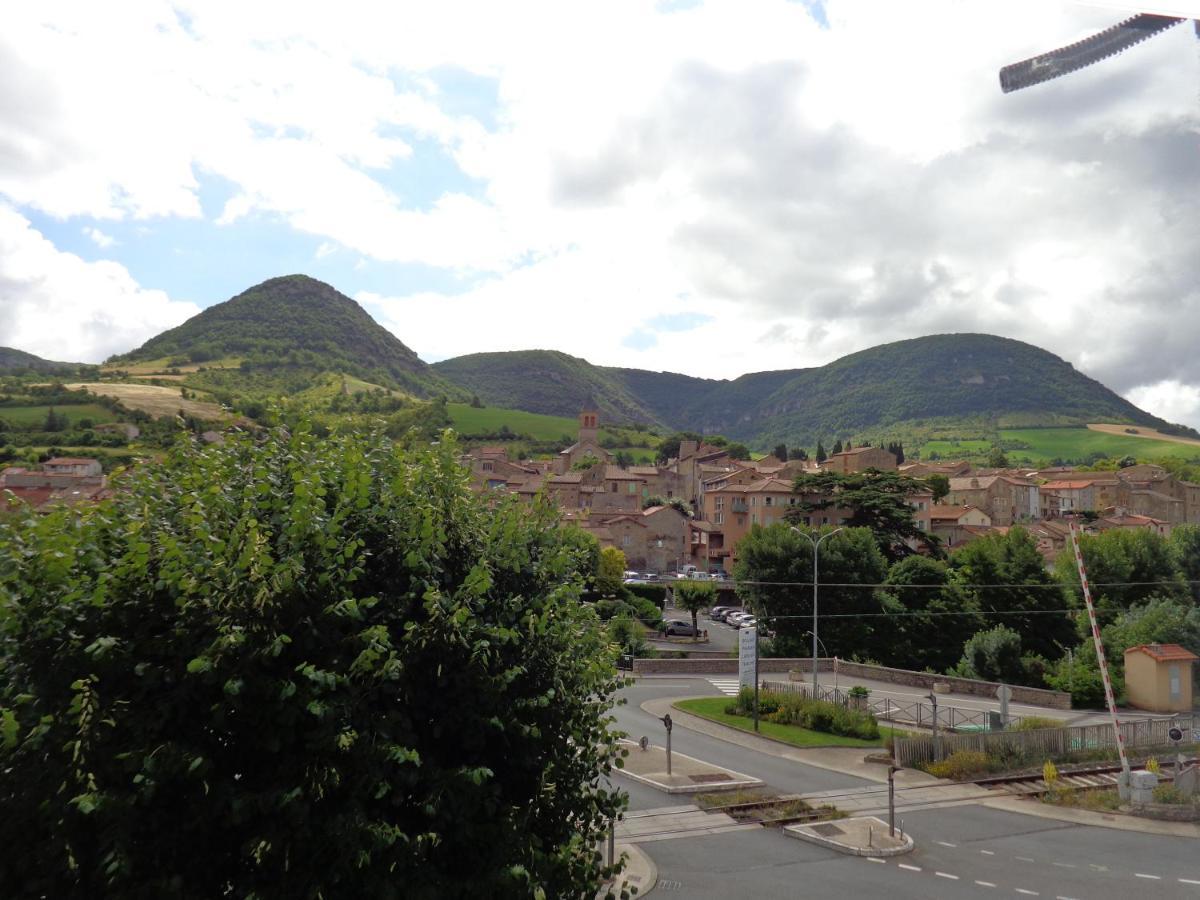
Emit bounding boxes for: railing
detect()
[893,713,1198,768]
[761,679,1023,732]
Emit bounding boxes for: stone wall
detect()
[631,656,1072,709]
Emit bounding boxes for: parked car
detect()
[643,572,660,582]
[663,619,698,636]
[717,608,744,622]
[622,571,640,582]
[708,572,724,581]
[726,612,749,627]
[738,617,758,630]
[710,606,732,620]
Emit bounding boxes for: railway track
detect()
[703,797,837,827]
[975,758,1197,797]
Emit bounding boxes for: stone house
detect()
[824,446,897,474]
[945,475,1039,526]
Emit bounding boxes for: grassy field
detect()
[674,697,892,748]
[67,383,227,421]
[919,438,991,458]
[447,403,579,440]
[0,404,116,427]
[103,356,242,375]
[1001,427,1200,463]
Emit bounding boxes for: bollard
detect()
[607,820,615,867]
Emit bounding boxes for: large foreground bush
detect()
[0,425,626,898]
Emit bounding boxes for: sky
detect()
[1,1,1199,424]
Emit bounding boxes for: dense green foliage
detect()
[0,347,94,377]
[729,688,879,740]
[952,625,1026,683]
[433,351,670,425]
[880,556,980,673]
[435,334,1184,448]
[789,470,939,560]
[0,425,626,898]
[110,276,461,399]
[732,525,889,660]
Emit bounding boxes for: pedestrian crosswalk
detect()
[708,679,743,696]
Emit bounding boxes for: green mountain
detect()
[0,347,90,375]
[109,275,461,399]
[435,334,1189,447]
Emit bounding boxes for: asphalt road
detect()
[613,675,1200,898]
[611,678,874,803]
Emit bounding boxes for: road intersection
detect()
[610,676,1200,898]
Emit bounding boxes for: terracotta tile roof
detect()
[690,519,719,533]
[949,476,997,490]
[604,466,641,480]
[550,473,583,484]
[44,457,100,466]
[628,466,660,476]
[1040,480,1096,490]
[1125,643,1198,662]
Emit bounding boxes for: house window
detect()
[751,514,757,525]
[628,483,636,494]
[1170,665,1181,699]
[715,513,724,525]
[482,461,494,472]
[821,516,829,525]
[764,496,773,507]
[750,496,756,507]
[621,535,631,548]
[715,497,724,511]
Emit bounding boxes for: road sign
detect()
[738,626,757,691]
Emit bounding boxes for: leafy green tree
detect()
[986,445,1009,468]
[1054,527,1185,618]
[927,473,950,503]
[42,407,64,432]
[0,425,626,898]
[815,441,826,463]
[643,496,690,517]
[560,525,601,592]
[950,528,1075,661]
[879,556,981,673]
[1168,524,1200,601]
[654,431,703,465]
[1046,597,1200,705]
[953,625,1025,682]
[725,442,750,461]
[789,447,808,461]
[789,470,939,561]
[733,525,888,659]
[831,439,843,455]
[613,450,634,469]
[772,443,788,463]
[597,546,627,597]
[674,580,717,642]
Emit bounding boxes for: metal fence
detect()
[761,679,1019,731]
[893,713,1198,768]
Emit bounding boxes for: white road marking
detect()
[1179,878,1200,885]
[976,881,997,888]
[1016,856,1035,863]
[1135,874,1162,880]
[707,679,742,696]
[866,858,886,864]
[1015,890,1039,896]
[936,841,958,848]
[1056,896,1081,900]
[1052,862,1076,869]
[898,863,921,872]
[981,850,996,855]
[935,872,960,880]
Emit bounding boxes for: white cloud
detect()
[1126,380,1200,429]
[0,0,1197,416]
[83,226,116,248]
[0,204,198,362]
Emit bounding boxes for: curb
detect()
[784,815,915,857]
[597,842,657,899]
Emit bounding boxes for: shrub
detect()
[1151,784,1188,805]
[625,582,667,605]
[1009,716,1063,731]
[925,750,992,780]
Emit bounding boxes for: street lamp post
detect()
[790,526,843,695]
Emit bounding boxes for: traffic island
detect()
[785,815,914,857]
[617,739,763,794]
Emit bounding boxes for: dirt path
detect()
[1087,423,1200,447]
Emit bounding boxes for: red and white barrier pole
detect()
[1068,519,1131,781]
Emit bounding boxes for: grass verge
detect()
[674,697,895,748]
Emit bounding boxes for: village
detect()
[462,401,1200,575]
